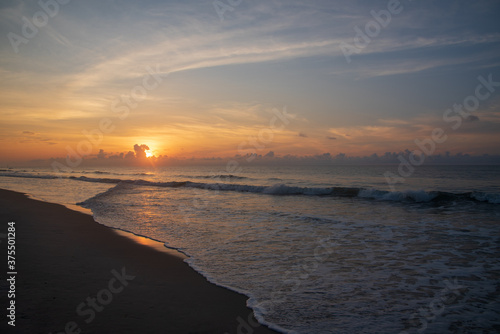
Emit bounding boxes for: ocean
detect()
[1,165,499,333]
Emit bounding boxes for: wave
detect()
[69,176,123,184]
[71,170,154,176]
[174,174,250,180]
[470,192,500,204]
[73,176,500,205]
[77,182,132,206]
[2,172,499,205]
[0,171,58,179]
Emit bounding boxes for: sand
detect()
[0,189,279,334]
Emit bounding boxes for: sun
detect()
[145,150,153,158]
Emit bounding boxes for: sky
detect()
[0,0,499,165]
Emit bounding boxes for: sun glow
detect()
[145,150,153,158]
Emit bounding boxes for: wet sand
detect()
[0,188,278,334]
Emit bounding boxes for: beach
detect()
[0,188,278,334]
[0,165,499,333]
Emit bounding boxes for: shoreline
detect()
[0,188,279,334]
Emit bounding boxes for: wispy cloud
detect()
[0,0,499,161]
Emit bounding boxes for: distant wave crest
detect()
[2,171,499,205]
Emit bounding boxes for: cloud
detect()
[19,131,56,145]
[125,151,135,159]
[97,149,106,159]
[2,0,499,163]
[46,149,500,167]
[264,151,274,158]
[133,144,150,159]
[465,115,480,122]
[332,35,500,78]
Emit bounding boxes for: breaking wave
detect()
[2,171,499,205]
[67,176,500,205]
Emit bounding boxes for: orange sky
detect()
[1,1,500,165]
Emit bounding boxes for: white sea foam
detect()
[358,188,439,202]
[471,191,500,204]
[1,165,499,333]
[3,168,500,206]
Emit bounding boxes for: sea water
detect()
[0,165,499,333]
